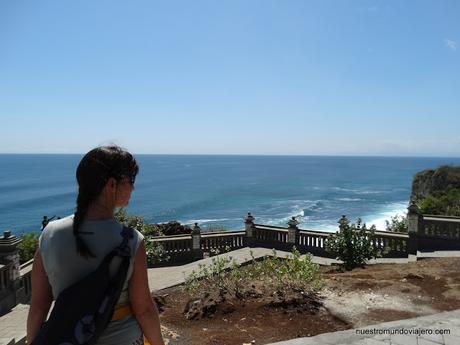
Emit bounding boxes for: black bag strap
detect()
[99,225,134,268]
[117,225,134,256]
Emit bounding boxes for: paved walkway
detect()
[1,248,459,345]
[267,309,460,345]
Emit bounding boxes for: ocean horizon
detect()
[1,154,460,235]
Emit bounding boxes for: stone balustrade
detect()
[2,204,460,312]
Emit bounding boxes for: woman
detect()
[26,146,165,345]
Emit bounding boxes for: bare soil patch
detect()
[156,257,460,345]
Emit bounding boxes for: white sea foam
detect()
[335,198,362,202]
[181,218,234,225]
[362,201,408,231]
[332,187,386,195]
[256,198,329,230]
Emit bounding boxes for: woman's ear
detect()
[106,177,117,190]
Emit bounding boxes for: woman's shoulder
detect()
[39,215,74,248]
[45,215,74,231]
[129,227,144,253]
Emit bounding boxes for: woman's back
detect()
[39,216,144,304]
[39,215,146,345]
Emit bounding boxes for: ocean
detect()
[1,154,459,235]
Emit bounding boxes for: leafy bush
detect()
[419,188,460,216]
[144,239,170,266]
[17,231,39,264]
[114,208,162,237]
[385,215,408,233]
[115,208,168,265]
[325,218,384,271]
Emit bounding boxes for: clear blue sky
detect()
[1,0,459,156]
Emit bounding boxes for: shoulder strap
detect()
[115,225,134,257]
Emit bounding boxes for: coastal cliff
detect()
[411,165,460,202]
[411,165,460,216]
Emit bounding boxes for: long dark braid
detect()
[73,189,101,259]
[73,146,139,259]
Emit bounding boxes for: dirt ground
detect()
[156,257,460,345]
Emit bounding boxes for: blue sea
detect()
[1,154,460,235]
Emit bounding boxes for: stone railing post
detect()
[407,202,421,255]
[287,216,299,245]
[0,230,22,310]
[191,223,203,260]
[338,215,349,232]
[244,212,255,247]
[0,231,22,285]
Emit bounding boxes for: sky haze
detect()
[1,0,459,156]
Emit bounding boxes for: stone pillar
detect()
[407,202,421,255]
[191,223,203,260]
[287,216,299,244]
[244,212,255,246]
[0,231,22,285]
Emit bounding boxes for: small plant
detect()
[144,240,170,266]
[385,214,408,233]
[17,231,39,264]
[182,253,235,296]
[326,217,384,271]
[281,247,323,291]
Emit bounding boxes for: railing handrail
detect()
[149,236,191,242]
[20,259,34,270]
[253,224,289,233]
[299,229,332,237]
[148,227,410,241]
[374,230,409,239]
[423,214,460,222]
[253,223,289,230]
[202,231,245,238]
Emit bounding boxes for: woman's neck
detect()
[85,200,115,220]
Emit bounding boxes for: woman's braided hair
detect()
[73,146,139,259]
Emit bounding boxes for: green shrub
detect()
[17,231,39,264]
[114,208,162,237]
[419,188,460,216]
[325,218,384,271]
[144,240,170,266]
[385,215,408,233]
[115,208,168,265]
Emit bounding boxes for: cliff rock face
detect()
[411,165,460,202]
